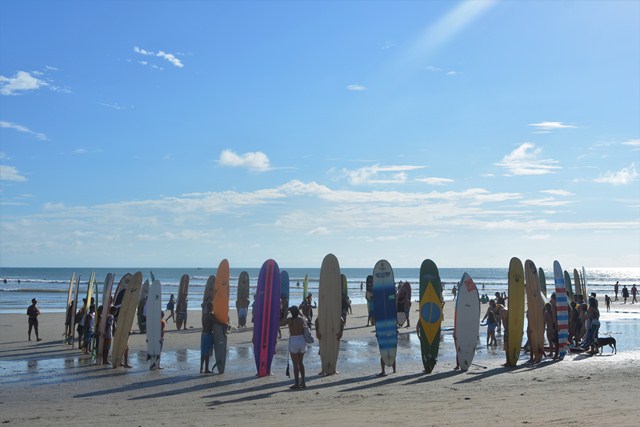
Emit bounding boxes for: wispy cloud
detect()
[0,121,48,141]
[218,149,271,172]
[381,41,396,50]
[496,142,560,176]
[541,189,573,197]
[594,163,638,185]
[0,71,47,96]
[346,84,367,91]
[0,165,27,182]
[622,139,640,147]
[133,46,184,68]
[528,121,577,133]
[342,164,425,185]
[416,177,454,185]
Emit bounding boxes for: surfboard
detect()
[507,257,525,367]
[176,274,189,330]
[366,274,374,323]
[84,271,96,315]
[203,275,215,310]
[454,273,480,371]
[137,279,150,333]
[303,274,309,303]
[419,259,442,374]
[573,269,581,298]
[212,259,230,374]
[64,273,75,344]
[538,267,547,298]
[237,271,249,326]
[112,272,143,368]
[318,254,342,375]
[253,259,281,377]
[553,261,569,359]
[146,277,162,370]
[71,274,82,348]
[96,273,114,361]
[581,266,588,297]
[524,260,544,363]
[373,259,398,369]
[564,271,573,300]
[281,270,290,307]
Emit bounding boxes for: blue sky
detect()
[1,0,638,268]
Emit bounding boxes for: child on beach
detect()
[200,303,214,374]
[481,299,498,346]
[26,298,41,342]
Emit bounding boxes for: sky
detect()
[0,0,639,269]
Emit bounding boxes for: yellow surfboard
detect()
[507,257,525,367]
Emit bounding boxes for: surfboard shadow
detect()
[453,364,528,384]
[339,372,424,392]
[405,369,460,384]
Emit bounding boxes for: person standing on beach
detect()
[281,306,307,389]
[494,292,506,333]
[543,302,557,358]
[27,298,42,341]
[200,302,214,374]
[76,299,87,349]
[236,294,250,328]
[621,285,629,304]
[299,293,316,330]
[481,299,498,346]
[102,306,115,365]
[605,295,611,312]
[83,305,96,354]
[631,284,638,304]
[614,281,619,301]
[166,294,175,323]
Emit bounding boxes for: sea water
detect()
[1,266,638,314]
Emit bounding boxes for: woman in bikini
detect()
[281,306,307,389]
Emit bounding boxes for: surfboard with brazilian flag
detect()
[419,259,443,374]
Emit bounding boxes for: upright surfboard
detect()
[454,273,480,371]
[71,274,82,348]
[64,273,75,344]
[572,269,581,298]
[112,272,143,368]
[84,270,96,315]
[564,271,573,300]
[373,260,397,369]
[302,274,309,303]
[213,259,230,374]
[281,270,290,307]
[253,259,281,377]
[507,257,525,367]
[581,266,588,297]
[524,260,544,363]
[419,259,442,374]
[203,274,215,309]
[146,278,162,370]
[96,273,114,361]
[318,254,342,375]
[366,274,374,323]
[237,271,249,326]
[137,279,150,333]
[176,274,189,330]
[538,268,547,298]
[553,261,569,359]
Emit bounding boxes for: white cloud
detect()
[0,165,27,182]
[381,41,396,50]
[594,163,638,185]
[306,227,329,236]
[519,197,572,207]
[347,84,367,91]
[622,139,640,147]
[416,177,454,185]
[528,121,577,132]
[133,46,184,68]
[0,121,48,141]
[541,189,573,197]
[218,149,271,172]
[342,164,426,185]
[0,71,47,95]
[496,142,560,176]
[446,71,460,76]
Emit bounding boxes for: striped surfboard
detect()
[553,261,569,359]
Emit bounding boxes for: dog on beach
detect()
[596,337,617,354]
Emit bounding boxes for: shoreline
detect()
[1,303,639,426]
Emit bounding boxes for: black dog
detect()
[596,337,617,354]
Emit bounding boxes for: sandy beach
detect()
[1,302,639,426]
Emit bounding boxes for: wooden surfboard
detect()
[237,271,249,326]
[112,272,143,368]
[507,257,524,367]
[573,269,581,298]
[64,273,75,344]
[71,274,82,348]
[553,261,569,359]
[419,259,442,374]
[303,273,309,303]
[176,274,189,330]
[581,266,588,297]
[524,260,544,363]
[146,277,162,370]
[538,267,547,298]
[213,259,230,374]
[203,275,215,310]
[564,271,573,300]
[253,259,281,377]
[96,273,114,361]
[373,259,397,368]
[318,254,342,375]
[84,271,96,316]
[454,273,480,371]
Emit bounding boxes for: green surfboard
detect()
[418,259,442,374]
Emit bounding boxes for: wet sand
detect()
[1,303,639,426]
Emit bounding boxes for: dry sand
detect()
[1,303,639,426]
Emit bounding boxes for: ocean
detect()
[1,265,638,314]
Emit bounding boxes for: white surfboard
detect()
[146,278,163,370]
[454,273,480,371]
